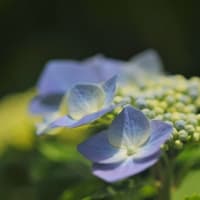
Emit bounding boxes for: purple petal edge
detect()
[50,103,122,128]
[92,151,160,183]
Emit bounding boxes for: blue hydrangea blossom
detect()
[30,50,162,116]
[30,56,121,116]
[49,75,125,129]
[78,105,172,182]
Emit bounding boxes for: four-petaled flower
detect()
[78,105,172,182]
[49,75,125,129]
[29,56,127,134]
[30,55,120,116]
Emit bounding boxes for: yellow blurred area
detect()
[0,90,97,154]
[0,90,36,153]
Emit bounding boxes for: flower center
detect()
[126,147,138,156]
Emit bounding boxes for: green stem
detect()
[157,153,173,200]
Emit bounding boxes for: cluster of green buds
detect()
[116,75,200,150]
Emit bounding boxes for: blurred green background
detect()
[1,0,200,97]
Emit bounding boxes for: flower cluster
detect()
[30,49,179,182]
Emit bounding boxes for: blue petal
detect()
[107,105,150,149]
[93,151,160,182]
[38,58,120,96]
[50,104,119,128]
[29,93,63,114]
[136,120,172,158]
[83,54,122,80]
[78,131,127,164]
[67,84,105,120]
[102,76,117,106]
[130,49,164,75]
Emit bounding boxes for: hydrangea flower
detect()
[30,50,162,116]
[49,75,125,129]
[30,56,121,116]
[78,105,172,182]
[30,50,164,134]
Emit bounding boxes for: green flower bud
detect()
[164,113,172,120]
[161,143,169,151]
[154,107,164,115]
[178,130,188,141]
[179,95,191,104]
[175,120,185,130]
[196,126,200,132]
[188,88,198,99]
[188,118,198,126]
[175,102,185,112]
[193,132,200,142]
[174,140,183,149]
[159,101,168,110]
[185,124,195,134]
[165,120,173,126]
[135,98,147,109]
[165,96,175,105]
[154,115,163,120]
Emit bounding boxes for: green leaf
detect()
[172,170,200,200]
[185,194,200,200]
[39,141,87,163]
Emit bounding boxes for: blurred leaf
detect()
[172,170,200,200]
[39,141,86,163]
[174,145,200,186]
[185,195,200,200]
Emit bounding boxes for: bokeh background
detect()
[1,1,200,200]
[1,0,200,97]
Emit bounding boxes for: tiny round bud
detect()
[135,98,147,109]
[175,120,185,130]
[179,95,191,104]
[174,140,183,149]
[159,102,168,110]
[154,115,163,120]
[166,96,175,105]
[185,124,195,134]
[114,96,123,103]
[172,128,179,139]
[146,100,159,109]
[188,117,198,126]
[165,120,173,126]
[178,130,188,141]
[193,132,200,142]
[175,102,185,112]
[161,144,169,151]
[154,107,164,115]
[164,113,172,120]
[196,126,200,132]
[188,88,198,99]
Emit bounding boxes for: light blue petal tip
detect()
[102,75,118,106]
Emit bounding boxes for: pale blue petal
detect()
[107,106,150,149]
[93,151,160,182]
[135,120,172,159]
[102,75,117,106]
[67,84,105,120]
[29,93,63,114]
[83,54,122,80]
[38,60,111,96]
[50,104,119,128]
[130,49,164,74]
[78,131,127,164]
